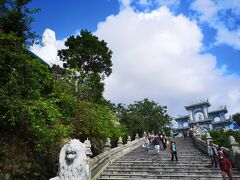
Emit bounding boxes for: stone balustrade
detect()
[50,135,145,180]
[192,125,240,170]
[89,136,144,180]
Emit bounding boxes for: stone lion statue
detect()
[50,139,90,180]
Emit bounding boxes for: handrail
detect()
[89,138,144,180]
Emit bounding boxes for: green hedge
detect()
[208,130,240,148]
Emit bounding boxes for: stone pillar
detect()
[189,110,193,122]
[117,137,123,147]
[170,130,173,137]
[229,136,240,165]
[143,131,147,137]
[127,135,131,144]
[203,107,208,119]
[206,132,212,145]
[135,133,139,140]
[104,138,111,151]
[84,138,93,158]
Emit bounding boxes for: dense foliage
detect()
[233,113,240,127]
[0,0,39,44]
[58,30,112,103]
[111,99,172,138]
[208,130,240,148]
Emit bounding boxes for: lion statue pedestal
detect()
[50,139,90,180]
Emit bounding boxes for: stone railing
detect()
[89,134,144,180]
[88,135,144,180]
[192,126,240,169]
[50,133,145,180]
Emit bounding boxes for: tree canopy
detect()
[0,0,39,44]
[232,113,240,127]
[112,99,171,137]
[58,29,112,79]
[58,30,113,103]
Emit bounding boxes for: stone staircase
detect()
[98,138,240,180]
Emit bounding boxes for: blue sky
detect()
[28,0,240,74]
[29,0,240,116]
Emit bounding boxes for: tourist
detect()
[217,146,225,158]
[208,141,218,167]
[159,132,163,149]
[219,154,233,180]
[153,135,160,153]
[162,135,167,150]
[144,136,150,152]
[170,140,178,161]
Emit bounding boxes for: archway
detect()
[214,117,220,122]
[194,112,204,121]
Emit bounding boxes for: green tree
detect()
[58,30,113,102]
[58,30,112,78]
[72,101,126,154]
[0,0,39,44]
[0,1,73,179]
[232,113,240,127]
[114,99,171,137]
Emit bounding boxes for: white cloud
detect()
[30,28,66,67]
[216,27,240,49]
[138,0,150,6]
[95,6,240,116]
[190,0,240,50]
[119,0,133,9]
[30,5,240,118]
[155,0,180,8]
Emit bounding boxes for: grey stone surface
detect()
[98,138,240,180]
[50,139,89,180]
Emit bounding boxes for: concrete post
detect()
[117,137,123,147]
[84,138,93,158]
[206,132,212,145]
[229,136,240,166]
[104,138,111,151]
[127,136,131,144]
[143,131,147,137]
[135,133,139,140]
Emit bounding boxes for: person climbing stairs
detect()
[98,138,240,180]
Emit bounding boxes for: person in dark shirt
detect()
[162,135,167,150]
[219,154,233,180]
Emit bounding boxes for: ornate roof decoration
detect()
[184,99,210,110]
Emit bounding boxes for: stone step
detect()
[114,160,211,164]
[103,170,223,175]
[98,138,240,180]
[98,173,240,180]
[107,166,224,171]
[103,169,240,175]
[120,157,211,161]
[109,164,214,168]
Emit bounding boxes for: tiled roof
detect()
[185,100,210,110]
[208,106,228,114]
[174,115,189,121]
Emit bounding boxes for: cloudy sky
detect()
[29,0,240,117]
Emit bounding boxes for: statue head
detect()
[42,28,56,46]
[50,139,89,180]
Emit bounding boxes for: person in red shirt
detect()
[219,154,233,180]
